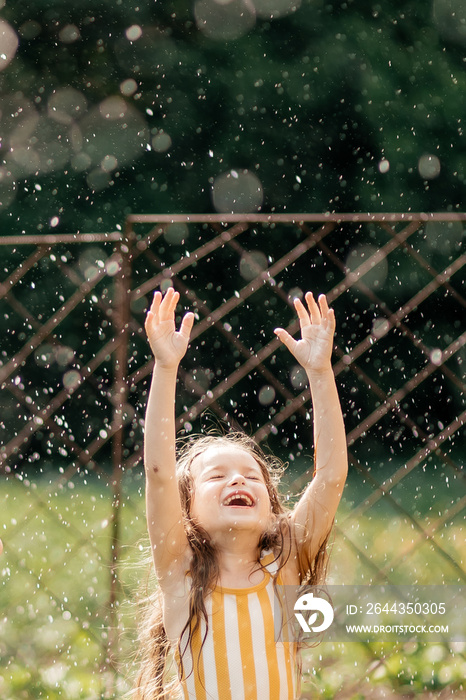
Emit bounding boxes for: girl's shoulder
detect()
[268,517,304,586]
[157,547,193,597]
[261,545,300,586]
[160,555,193,643]
[260,549,280,572]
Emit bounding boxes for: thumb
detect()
[179,312,195,339]
[274,328,298,355]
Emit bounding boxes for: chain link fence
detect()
[1,213,465,698]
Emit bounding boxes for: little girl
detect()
[135,287,348,700]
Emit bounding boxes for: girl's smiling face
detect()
[189,445,273,539]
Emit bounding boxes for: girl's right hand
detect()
[144,287,194,369]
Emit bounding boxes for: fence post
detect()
[104,225,133,689]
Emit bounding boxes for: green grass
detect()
[1,470,464,699]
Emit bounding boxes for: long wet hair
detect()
[133,432,332,699]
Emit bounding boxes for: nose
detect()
[228,472,246,486]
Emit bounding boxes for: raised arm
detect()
[144,287,194,583]
[274,292,347,567]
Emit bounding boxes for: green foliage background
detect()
[2,475,465,699]
[1,2,465,698]
[1,0,466,235]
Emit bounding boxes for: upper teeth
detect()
[224,493,253,506]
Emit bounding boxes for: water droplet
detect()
[258,385,275,405]
[430,348,442,365]
[378,159,390,174]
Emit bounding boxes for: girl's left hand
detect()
[274,292,335,373]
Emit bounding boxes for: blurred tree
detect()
[0,0,466,236]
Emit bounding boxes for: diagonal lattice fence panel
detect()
[0,213,464,699]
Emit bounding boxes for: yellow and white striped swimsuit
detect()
[178,551,297,700]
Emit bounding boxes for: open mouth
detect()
[223,491,254,507]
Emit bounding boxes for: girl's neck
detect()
[214,535,264,588]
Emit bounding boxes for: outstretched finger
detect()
[293,297,311,330]
[179,312,195,339]
[145,292,162,330]
[168,289,180,315]
[317,294,335,331]
[274,327,298,355]
[305,291,321,324]
[159,287,179,320]
[317,293,330,317]
[149,290,162,315]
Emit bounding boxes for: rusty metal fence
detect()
[0,213,465,698]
